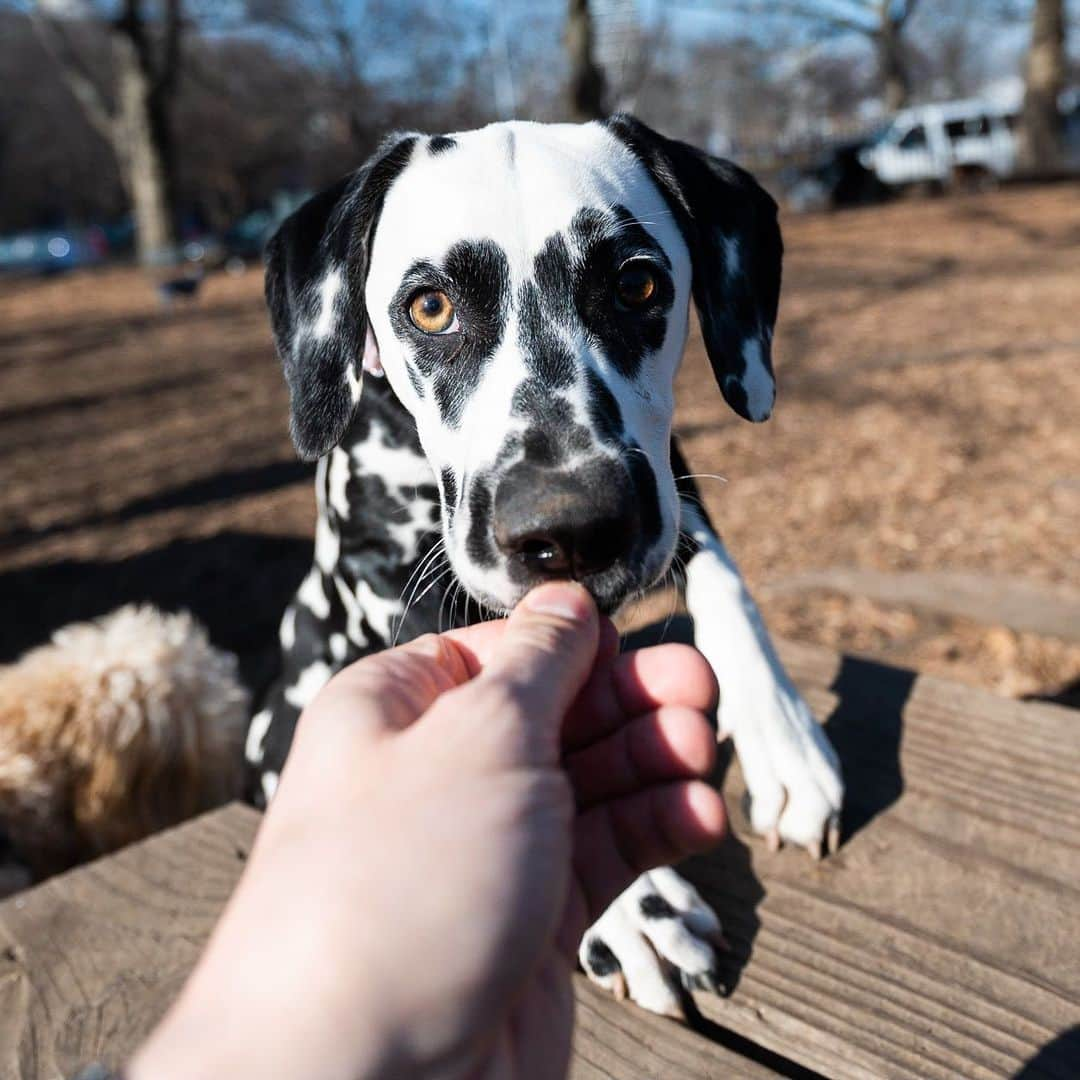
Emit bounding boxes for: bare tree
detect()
[565,0,607,121]
[32,0,183,265]
[1018,0,1067,174]
[715,0,921,110]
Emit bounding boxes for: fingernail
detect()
[521,582,594,623]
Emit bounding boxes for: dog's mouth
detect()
[455,548,671,619]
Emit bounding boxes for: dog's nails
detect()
[612,971,628,1001]
[809,838,823,861]
[828,817,842,855]
[765,827,781,853]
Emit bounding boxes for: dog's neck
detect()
[314,378,473,651]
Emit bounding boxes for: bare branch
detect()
[30,9,115,143]
[154,0,183,94]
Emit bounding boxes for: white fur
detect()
[580,868,721,1015]
[739,337,775,421]
[297,567,330,620]
[284,660,332,710]
[682,501,843,846]
[312,269,341,340]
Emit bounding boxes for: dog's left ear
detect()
[264,133,418,460]
[604,114,782,422]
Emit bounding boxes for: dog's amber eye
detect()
[615,265,656,308]
[409,290,456,334]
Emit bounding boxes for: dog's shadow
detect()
[622,614,911,1001]
[0,531,310,699]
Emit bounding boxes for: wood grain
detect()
[682,637,1080,1080]
[2,638,1079,1078]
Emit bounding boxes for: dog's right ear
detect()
[264,134,418,460]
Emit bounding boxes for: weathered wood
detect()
[2,637,1079,1079]
[0,805,772,1080]
[0,803,258,1080]
[685,636,1080,1080]
[768,567,1080,644]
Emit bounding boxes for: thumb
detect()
[435,582,599,766]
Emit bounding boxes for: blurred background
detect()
[1,0,1078,710]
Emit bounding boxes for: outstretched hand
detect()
[131,582,726,1080]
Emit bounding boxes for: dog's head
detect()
[265,117,782,614]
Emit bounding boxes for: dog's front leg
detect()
[680,498,843,856]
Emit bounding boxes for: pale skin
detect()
[131,582,727,1080]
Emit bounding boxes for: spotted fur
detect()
[248,117,843,1017]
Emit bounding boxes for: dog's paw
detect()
[578,869,726,1017]
[724,670,843,858]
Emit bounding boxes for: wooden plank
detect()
[0,805,774,1080]
[3,636,1079,1079]
[768,568,1080,643]
[0,804,258,1080]
[681,636,1080,1080]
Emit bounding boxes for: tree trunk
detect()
[878,15,910,112]
[112,28,178,265]
[1018,0,1066,177]
[565,0,606,122]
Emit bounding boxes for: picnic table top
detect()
[1,635,1078,1080]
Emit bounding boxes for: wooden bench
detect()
[2,638,1078,1079]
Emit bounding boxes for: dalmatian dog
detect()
[245,115,843,1018]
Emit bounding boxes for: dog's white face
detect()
[266,117,782,614]
[365,123,690,612]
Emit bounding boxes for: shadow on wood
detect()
[1013,1024,1080,1079]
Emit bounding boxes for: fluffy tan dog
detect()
[0,606,249,882]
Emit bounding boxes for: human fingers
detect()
[423,582,600,766]
[564,706,717,809]
[562,643,718,753]
[438,608,618,678]
[563,782,727,948]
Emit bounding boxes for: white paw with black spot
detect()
[578,868,725,1017]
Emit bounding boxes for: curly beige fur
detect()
[0,606,249,878]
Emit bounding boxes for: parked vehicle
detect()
[859,96,1021,190]
[0,227,107,275]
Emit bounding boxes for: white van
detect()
[859,97,1020,188]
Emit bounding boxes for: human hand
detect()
[131,582,725,1080]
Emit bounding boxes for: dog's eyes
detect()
[615,264,657,309]
[409,290,458,334]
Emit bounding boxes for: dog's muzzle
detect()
[492,457,641,609]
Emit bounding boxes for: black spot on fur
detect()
[517,280,575,388]
[584,369,623,445]
[510,380,592,458]
[624,441,662,549]
[603,113,783,421]
[390,240,510,427]
[639,894,677,919]
[568,205,673,381]
[264,134,418,460]
[440,467,457,515]
[513,203,673,390]
[428,134,457,155]
[466,473,497,569]
[585,937,622,977]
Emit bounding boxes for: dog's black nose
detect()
[493,459,639,581]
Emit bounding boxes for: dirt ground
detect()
[1,184,1078,704]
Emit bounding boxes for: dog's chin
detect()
[457,556,670,619]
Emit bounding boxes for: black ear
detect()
[264,134,418,460]
[604,114,782,422]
